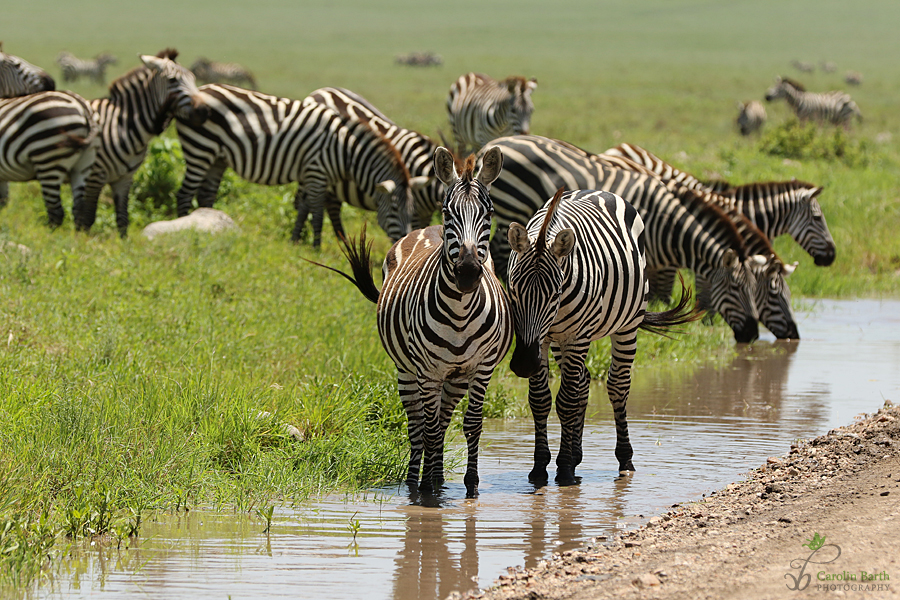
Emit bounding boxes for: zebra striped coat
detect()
[446,73,537,152]
[0,91,99,225]
[56,51,117,85]
[737,100,767,136]
[0,47,55,97]
[174,84,414,246]
[302,86,441,231]
[312,148,512,498]
[765,77,861,127]
[74,52,209,236]
[507,188,701,482]
[485,135,761,343]
[190,58,256,90]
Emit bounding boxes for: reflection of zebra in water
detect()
[506,188,701,483]
[311,148,512,498]
[73,51,209,236]
[0,91,99,224]
[736,100,767,135]
[190,57,256,90]
[0,46,55,97]
[56,51,117,84]
[765,76,862,127]
[485,135,762,343]
[446,72,537,152]
[174,84,414,247]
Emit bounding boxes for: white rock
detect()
[142,208,238,240]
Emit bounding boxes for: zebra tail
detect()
[57,107,101,150]
[639,274,705,338]
[301,222,381,304]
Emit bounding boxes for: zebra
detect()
[506,187,701,483]
[0,91,99,224]
[72,50,209,237]
[309,147,512,497]
[790,60,814,74]
[56,51,118,85]
[484,135,762,343]
[736,100,767,136]
[601,143,836,266]
[0,45,55,97]
[190,57,256,90]
[302,86,441,232]
[173,84,415,246]
[446,72,537,152]
[844,71,863,86]
[394,52,443,67]
[765,76,862,127]
[601,142,729,194]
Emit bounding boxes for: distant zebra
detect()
[56,51,117,85]
[790,60,814,74]
[446,72,537,152]
[72,50,209,237]
[0,91,99,224]
[302,86,440,231]
[174,84,414,246]
[820,61,837,73]
[395,52,443,67]
[506,188,701,483]
[844,71,863,86]
[736,100,767,136]
[765,76,862,127]
[310,147,512,497]
[0,46,55,97]
[485,135,762,343]
[190,57,256,90]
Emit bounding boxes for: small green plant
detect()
[129,137,184,218]
[803,532,827,551]
[759,119,871,166]
[256,504,275,535]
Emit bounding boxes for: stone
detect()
[142,208,239,240]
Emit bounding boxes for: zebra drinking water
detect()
[309,147,512,498]
[0,45,55,97]
[446,72,537,153]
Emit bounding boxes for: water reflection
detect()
[32,300,900,600]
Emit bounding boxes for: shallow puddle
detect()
[34,299,900,600]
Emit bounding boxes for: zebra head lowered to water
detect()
[506,188,702,484]
[307,146,512,498]
[0,45,55,97]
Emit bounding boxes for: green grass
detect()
[2,0,900,590]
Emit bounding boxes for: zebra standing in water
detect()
[174,84,415,246]
[507,188,701,483]
[310,147,512,497]
[190,57,257,90]
[0,91,99,224]
[737,100,767,136]
[446,72,537,152]
[765,76,862,127]
[485,135,762,343]
[72,50,209,236]
[0,46,55,97]
[56,51,118,85]
[302,86,440,231]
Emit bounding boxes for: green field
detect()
[2,0,900,590]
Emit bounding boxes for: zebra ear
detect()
[433,147,457,186]
[551,229,576,259]
[527,78,538,92]
[722,249,739,269]
[477,146,503,188]
[508,223,531,254]
[140,54,167,72]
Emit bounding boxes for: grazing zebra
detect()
[394,52,443,67]
[736,100,767,136]
[446,72,537,152]
[790,60,814,74]
[174,84,414,246]
[485,135,762,343]
[765,76,862,127]
[820,61,837,73]
[310,147,512,497]
[0,91,99,224]
[56,51,117,85]
[0,46,55,97]
[602,143,836,266]
[507,188,701,483]
[302,86,441,231]
[72,50,209,237]
[190,57,256,90]
[844,71,863,86]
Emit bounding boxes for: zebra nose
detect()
[814,247,836,266]
[40,73,56,92]
[776,321,800,340]
[454,244,482,292]
[189,97,210,125]
[510,338,541,378]
[733,315,760,344]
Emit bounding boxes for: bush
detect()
[759,119,871,166]
[129,137,185,219]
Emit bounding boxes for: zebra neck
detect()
[108,72,169,136]
[436,255,484,309]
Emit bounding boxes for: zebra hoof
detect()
[555,469,579,486]
[618,460,636,473]
[528,467,548,484]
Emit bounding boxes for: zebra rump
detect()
[0,45,55,97]
[765,76,862,127]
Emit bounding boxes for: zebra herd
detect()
[1,48,840,494]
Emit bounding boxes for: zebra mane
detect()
[536,187,565,256]
[680,188,749,261]
[353,116,412,183]
[779,76,806,92]
[155,48,179,61]
[727,179,819,193]
[454,154,477,182]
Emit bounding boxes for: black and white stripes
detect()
[765,76,862,127]
[190,57,256,90]
[56,51,117,85]
[446,73,537,152]
[0,47,55,98]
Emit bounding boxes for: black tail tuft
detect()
[301,222,380,304]
[639,273,705,338]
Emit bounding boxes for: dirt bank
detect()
[456,401,900,600]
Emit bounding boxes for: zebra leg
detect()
[197,159,228,208]
[33,169,65,228]
[110,176,135,238]
[175,156,216,217]
[647,267,677,304]
[608,328,638,472]
[74,170,106,232]
[398,371,423,490]
[324,196,346,242]
[293,179,328,247]
[292,188,310,243]
[554,343,590,485]
[526,344,553,483]
[0,182,8,210]
[461,374,491,498]
[436,379,468,486]
[418,378,443,495]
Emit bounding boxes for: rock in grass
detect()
[142,208,238,240]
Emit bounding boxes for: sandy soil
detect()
[454,401,900,600]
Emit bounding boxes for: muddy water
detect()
[37,299,900,600]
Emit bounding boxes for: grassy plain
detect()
[2,0,900,590]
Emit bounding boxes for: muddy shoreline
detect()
[457,401,900,600]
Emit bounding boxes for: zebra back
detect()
[0,48,55,97]
[765,77,862,126]
[446,73,537,151]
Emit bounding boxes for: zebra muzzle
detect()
[510,338,541,378]
[453,245,482,292]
